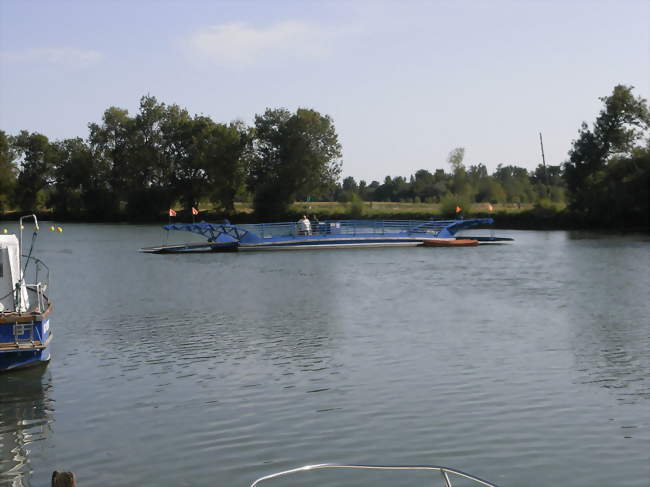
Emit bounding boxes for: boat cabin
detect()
[0,235,30,313]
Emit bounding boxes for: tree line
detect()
[0,97,342,221]
[0,85,648,227]
[564,85,649,226]
[331,155,564,208]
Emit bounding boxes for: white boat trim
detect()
[250,463,501,487]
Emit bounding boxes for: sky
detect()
[1,0,648,182]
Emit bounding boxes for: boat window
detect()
[0,262,3,278]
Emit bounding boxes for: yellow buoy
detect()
[2,229,7,234]
[56,227,63,233]
[50,226,55,231]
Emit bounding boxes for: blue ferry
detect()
[0,215,52,372]
[141,218,512,253]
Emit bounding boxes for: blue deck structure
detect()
[141,218,512,253]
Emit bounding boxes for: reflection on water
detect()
[0,225,648,487]
[0,368,54,486]
[93,310,340,383]
[564,236,650,405]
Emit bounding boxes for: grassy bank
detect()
[287,201,547,218]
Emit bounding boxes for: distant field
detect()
[3,200,563,221]
[229,201,548,217]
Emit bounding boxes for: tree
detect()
[127,96,171,216]
[249,108,342,219]
[363,180,380,201]
[447,147,472,199]
[48,138,94,216]
[476,178,506,203]
[494,164,534,203]
[0,131,17,213]
[604,144,649,223]
[82,95,255,219]
[337,176,359,202]
[12,131,56,210]
[531,163,563,187]
[88,106,133,216]
[564,85,650,219]
[357,179,368,200]
[447,147,465,173]
[374,176,395,201]
[202,120,252,213]
[342,176,358,192]
[165,106,203,211]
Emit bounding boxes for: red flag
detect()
[191,207,199,216]
[455,205,462,214]
[168,208,177,217]
[487,203,493,213]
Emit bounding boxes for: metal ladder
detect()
[13,320,35,347]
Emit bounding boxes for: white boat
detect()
[0,215,52,372]
[250,463,501,487]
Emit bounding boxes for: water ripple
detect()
[2,228,649,486]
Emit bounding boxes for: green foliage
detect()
[12,131,56,211]
[347,193,364,218]
[1,90,582,223]
[476,178,506,203]
[47,137,93,216]
[84,96,252,219]
[0,130,17,212]
[249,107,342,219]
[494,164,535,203]
[447,147,465,173]
[198,119,252,213]
[548,185,565,203]
[439,194,473,218]
[564,85,650,225]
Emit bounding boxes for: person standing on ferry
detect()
[298,215,311,235]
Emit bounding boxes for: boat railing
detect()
[241,219,460,239]
[21,255,50,290]
[25,284,49,314]
[249,463,501,487]
[22,255,50,314]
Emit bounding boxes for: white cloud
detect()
[0,47,102,67]
[186,21,334,66]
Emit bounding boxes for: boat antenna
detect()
[18,214,39,272]
[17,214,39,311]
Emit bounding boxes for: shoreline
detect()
[1,209,648,233]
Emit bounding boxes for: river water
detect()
[0,224,648,487]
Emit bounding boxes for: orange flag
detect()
[455,205,461,214]
[191,207,199,216]
[168,208,177,217]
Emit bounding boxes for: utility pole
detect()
[539,132,550,196]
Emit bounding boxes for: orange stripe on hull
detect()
[421,239,479,247]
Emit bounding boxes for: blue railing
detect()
[239,219,472,239]
[164,218,494,243]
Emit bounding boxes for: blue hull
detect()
[0,347,51,372]
[239,236,423,250]
[0,316,52,373]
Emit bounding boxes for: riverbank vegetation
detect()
[1,85,647,230]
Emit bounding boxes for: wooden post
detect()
[52,471,76,487]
